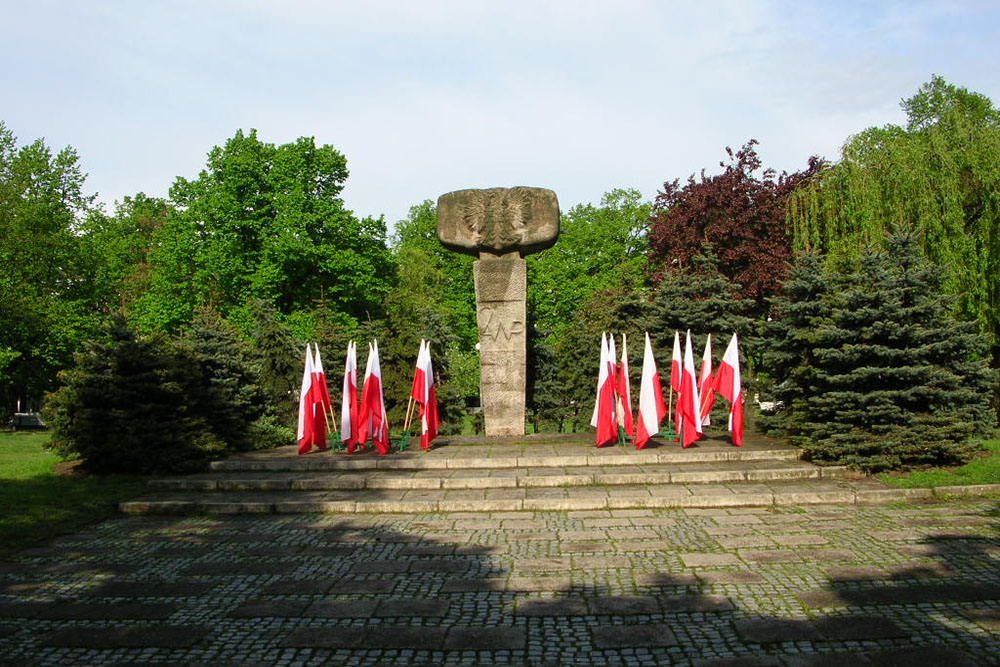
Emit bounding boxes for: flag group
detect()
[359,340,389,455]
[410,340,440,450]
[297,345,329,455]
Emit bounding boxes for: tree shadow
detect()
[0,491,998,665]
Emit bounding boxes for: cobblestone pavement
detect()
[2,500,1000,666]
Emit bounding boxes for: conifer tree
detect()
[770,230,995,471]
[248,300,301,427]
[43,317,227,474]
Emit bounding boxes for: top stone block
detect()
[437,187,559,259]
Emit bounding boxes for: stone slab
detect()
[374,599,450,617]
[515,598,589,616]
[46,625,211,648]
[591,623,679,648]
[444,627,526,650]
[732,618,821,643]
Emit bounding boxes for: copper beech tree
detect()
[648,140,825,317]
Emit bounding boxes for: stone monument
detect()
[437,187,560,436]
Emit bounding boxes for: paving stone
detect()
[696,571,764,585]
[513,556,572,571]
[178,561,296,576]
[771,533,828,546]
[375,599,450,617]
[444,626,526,650]
[800,583,1000,607]
[229,599,309,617]
[814,614,907,640]
[862,646,978,667]
[439,577,506,592]
[680,552,741,567]
[635,572,700,587]
[409,558,470,573]
[46,625,211,648]
[31,602,177,620]
[961,607,1000,631]
[328,579,396,594]
[349,560,409,574]
[823,566,889,581]
[86,580,213,597]
[802,548,857,562]
[561,541,608,553]
[279,627,361,648]
[307,599,378,618]
[659,594,734,612]
[572,555,629,569]
[591,623,679,648]
[361,626,447,650]
[732,618,821,643]
[780,654,873,667]
[515,598,589,616]
[588,595,659,615]
[507,576,572,591]
[261,579,336,595]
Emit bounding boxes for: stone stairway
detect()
[120,433,905,515]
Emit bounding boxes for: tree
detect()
[528,188,650,345]
[0,121,101,412]
[766,231,995,471]
[787,76,1000,376]
[649,140,825,316]
[130,129,395,337]
[43,317,228,475]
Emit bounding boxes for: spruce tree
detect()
[776,230,995,471]
[249,300,301,427]
[43,317,227,474]
[760,252,839,435]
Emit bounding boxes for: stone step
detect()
[151,461,849,493]
[209,443,800,473]
[121,477,917,515]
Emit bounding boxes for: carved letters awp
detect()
[438,187,560,437]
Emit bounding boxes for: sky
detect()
[3,1,998,228]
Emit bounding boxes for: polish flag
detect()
[591,333,618,447]
[313,344,333,415]
[617,334,634,437]
[412,340,440,450]
[714,333,744,447]
[340,341,359,452]
[410,340,426,412]
[698,334,716,426]
[297,345,317,455]
[635,332,668,449]
[670,331,682,394]
[359,340,390,455]
[677,330,703,448]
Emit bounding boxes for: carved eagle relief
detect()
[461,187,530,255]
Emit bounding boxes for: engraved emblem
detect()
[461,187,530,255]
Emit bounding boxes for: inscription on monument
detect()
[438,186,560,437]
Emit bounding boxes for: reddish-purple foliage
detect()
[648,140,825,314]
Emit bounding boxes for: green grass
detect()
[880,438,1000,488]
[0,431,147,556]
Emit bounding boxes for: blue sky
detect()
[3,1,998,227]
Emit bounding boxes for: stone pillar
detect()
[474,258,527,436]
[437,186,559,437]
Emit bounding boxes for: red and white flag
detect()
[677,330,703,448]
[698,334,715,426]
[297,345,322,454]
[340,341,359,452]
[359,340,390,455]
[714,333,744,447]
[670,331,682,394]
[313,344,333,415]
[617,333,634,437]
[635,332,668,450]
[591,333,618,447]
[411,340,440,450]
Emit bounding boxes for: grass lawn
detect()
[0,431,147,556]
[880,437,1000,488]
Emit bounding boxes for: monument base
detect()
[474,258,527,437]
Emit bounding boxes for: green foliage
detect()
[787,76,1000,368]
[130,129,394,334]
[248,300,302,428]
[528,188,650,345]
[183,308,289,451]
[647,248,755,367]
[0,122,102,411]
[766,231,996,472]
[44,318,227,474]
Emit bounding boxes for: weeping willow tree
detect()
[788,76,1000,368]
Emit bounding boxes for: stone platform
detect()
[3,500,999,665]
[122,434,934,516]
